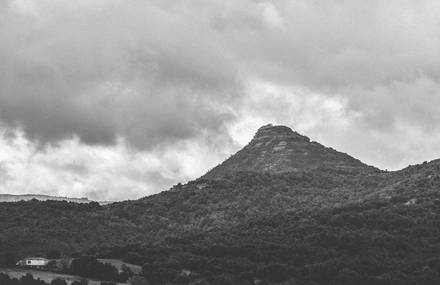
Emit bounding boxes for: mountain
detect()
[0,194,114,205]
[202,124,373,179]
[0,124,396,254]
[2,124,440,284]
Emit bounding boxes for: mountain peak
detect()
[202,124,369,179]
[254,124,309,142]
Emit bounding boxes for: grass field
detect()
[0,268,130,285]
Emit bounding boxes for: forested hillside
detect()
[93,192,440,284]
[1,125,440,284]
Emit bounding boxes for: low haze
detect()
[1,0,440,200]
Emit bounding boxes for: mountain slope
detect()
[126,190,440,284]
[2,124,440,284]
[202,124,373,179]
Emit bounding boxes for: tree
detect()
[124,252,144,265]
[417,267,440,285]
[0,273,12,285]
[0,252,18,267]
[47,250,62,259]
[20,273,35,285]
[257,263,289,283]
[118,264,134,282]
[130,276,150,285]
[71,280,88,285]
[51,279,67,285]
[380,271,411,285]
[70,256,119,282]
[142,264,178,285]
[330,268,360,285]
[47,260,58,271]
[209,274,235,285]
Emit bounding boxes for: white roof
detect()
[26,257,49,260]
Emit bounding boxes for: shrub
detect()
[51,279,68,285]
[47,250,62,259]
[70,256,118,281]
[71,280,88,285]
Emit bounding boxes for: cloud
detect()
[2,0,440,148]
[0,0,240,148]
[233,80,440,171]
[1,0,440,198]
[0,127,234,200]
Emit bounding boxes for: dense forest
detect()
[2,169,440,284]
[2,159,439,260]
[84,192,440,284]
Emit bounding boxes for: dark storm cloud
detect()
[1,0,440,174]
[0,0,240,148]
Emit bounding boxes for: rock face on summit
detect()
[203,124,368,179]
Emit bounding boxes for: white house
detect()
[16,257,49,268]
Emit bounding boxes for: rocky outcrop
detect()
[202,124,371,179]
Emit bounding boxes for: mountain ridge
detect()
[0,194,90,203]
[0,193,112,205]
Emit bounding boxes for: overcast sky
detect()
[1,0,440,200]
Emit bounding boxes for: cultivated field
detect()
[0,268,129,285]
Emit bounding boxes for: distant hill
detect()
[0,194,91,203]
[2,124,440,283]
[0,194,113,205]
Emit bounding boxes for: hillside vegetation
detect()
[2,125,440,284]
[95,193,440,284]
